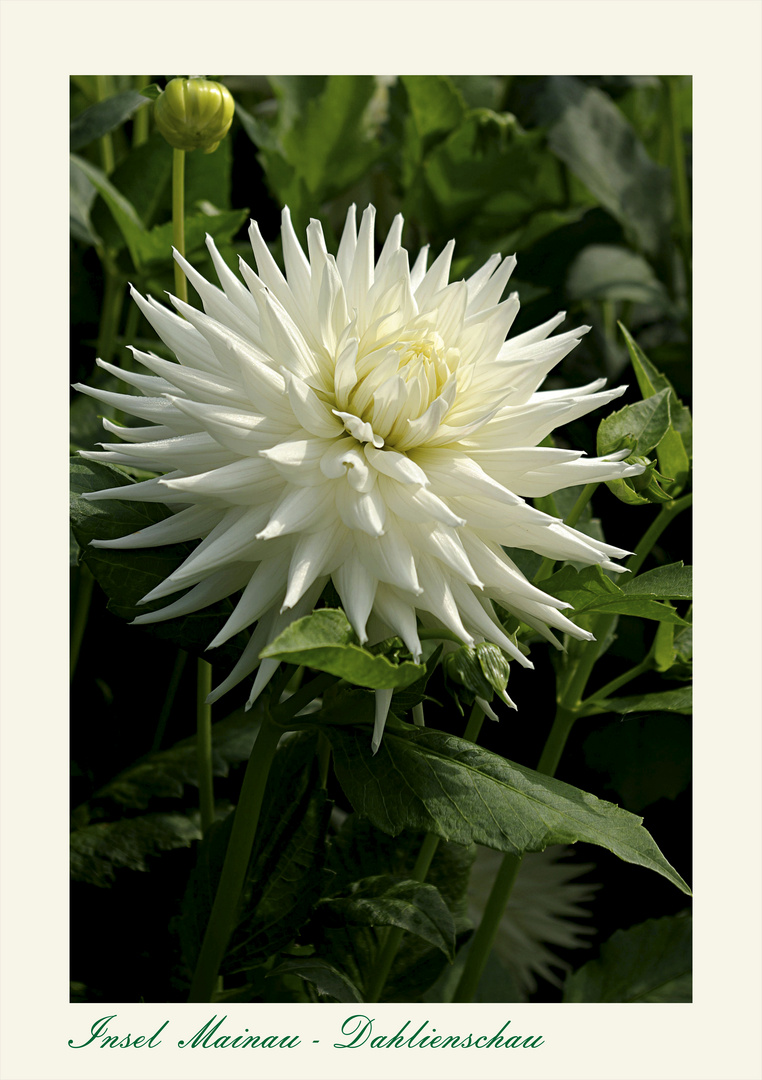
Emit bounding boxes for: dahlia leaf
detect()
[70,813,201,888]
[133,207,248,267]
[70,89,153,152]
[563,913,691,1002]
[78,708,269,813]
[541,565,688,624]
[619,322,693,463]
[320,875,456,960]
[326,720,691,895]
[596,388,672,459]
[179,731,330,974]
[402,75,467,149]
[89,134,172,253]
[268,958,363,1004]
[541,76,672,256]
[619,325,691,494]
[566,245,671,309]
[620,562,692,600]
[584,687,692,717]
[261,609,426,689]
[70,154,147,269]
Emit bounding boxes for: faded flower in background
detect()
[76,205,643,746]
[466,846,597,998]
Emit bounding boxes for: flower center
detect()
[333,323,460,449]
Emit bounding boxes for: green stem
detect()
[94,75,115,173]
[367,702,484,1003]
[187,714,282,1002]
[577,656,652,714]
[627,494,692,576]
[663,76,692,303]
[133,76,151,147]
[152,648,188,751]
[452,852,523,1003]
[70,565,94,682]
[172,148,187,303]
[197,659,214,835]
[450,491,692,1003]
[535,704,577,776]
[96,268,124,368]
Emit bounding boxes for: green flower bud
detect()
[154,77,234,153]
[442,642,513,713]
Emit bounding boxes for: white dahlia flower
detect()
[76,205,641,741]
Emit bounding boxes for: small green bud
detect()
[442,642,513,713]
[154,77,234,153]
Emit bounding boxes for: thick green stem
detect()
[452,852,523,1003]
[662,76,692,304]
[94,75,115,173]
[197,659,214,835]
[172,148,187,303]
[187,715,282,1002]
[133,76,151,147]
[70,565,94,682]
[627,494,692,576]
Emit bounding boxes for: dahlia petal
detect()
[363,444,429,487]
[209,551,292,647]
[336,203,358,284]
[131,564,252,626]
[334,555,377,643]
[372,584,423,660]
[372,689,394,755]
[283,526,346,611]
[90,504,221,550]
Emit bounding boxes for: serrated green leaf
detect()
[541,564,688,625]
[597,388,671,458]
[401,75,467,149]
[620,563,692,600]
[619,323,691,491]
[326,717,690,895]
[268,958,363,1003]
[70,89,152,152]
[322,875,456,960]
[563,914,691,1002]
[71,813,201,887]
[261,609,425,690]
[587,686,692,717]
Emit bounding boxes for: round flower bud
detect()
[154,77,234,153]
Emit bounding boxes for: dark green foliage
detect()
[563,913,691,1002]
[70,74,692,1006]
